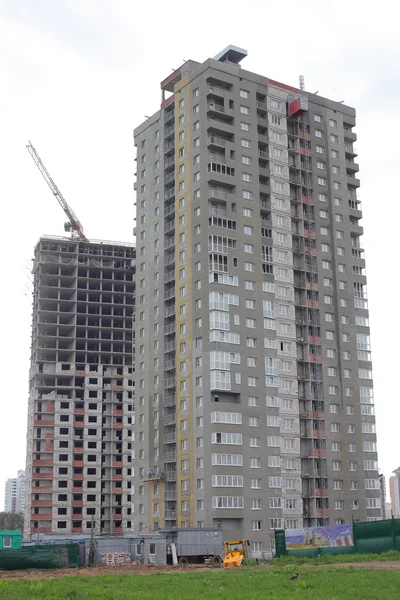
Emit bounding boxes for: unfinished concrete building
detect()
[24,236,135,538]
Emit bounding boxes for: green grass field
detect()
[0,566,399,600]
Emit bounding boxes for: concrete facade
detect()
[4,471,25,514]
[24,236,135,538]
[132,47,380,555]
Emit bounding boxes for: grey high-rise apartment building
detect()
[133,46,379,555]
[25,236,135,538]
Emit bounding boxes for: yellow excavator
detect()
[223,540,250,568]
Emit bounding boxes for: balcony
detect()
[209,206,227,218]
[207,135,227,149]
[164,394,176,407]
[164,376,176,389]
[164,340,176,353]
[164,156,175,169]
[164,204,175,217]
[164,125,175,140]
[164,221,175,235]
[207,102,225,115]
[352,248,364,259]
[346,159,359,173]
[164,140,175,154]
[207,84,225,97]
[164,172,175,185]
[163,413,176,425]
[256,100,267,113]
[208,118,234,135]
[164,188,175,201]
[349,220,363,235]
[164,305,176,318]
[347,175,360,188]
[164,270,175,284]
[164,324,176,336]
[164,451,177,462]
[164,237,175,250]
[209,187,228,201]
[344,128,357,142]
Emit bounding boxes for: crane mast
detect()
[26,140,88,242]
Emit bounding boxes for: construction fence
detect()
[275,517,400,559]
[0,544,80,571]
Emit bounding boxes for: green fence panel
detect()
[287,546,355,559]
[0,544,80,571]
[274,529,287,558]
[352,518,400,553]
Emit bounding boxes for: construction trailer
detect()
[164,528,223,565]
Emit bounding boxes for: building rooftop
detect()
[213,45,248,64]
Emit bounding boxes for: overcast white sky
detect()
[0,0,398,506]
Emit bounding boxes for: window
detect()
[212,496,244,509]
[331,134,338,143]
[241,138,251,148]
[240,122,250,131]
[249,437,260,447]
[240,89,250,98]
[243,207,253,218]
[251,500,262,511]
[333,480,343,490]
[334,500,344,510]
[320,210,328,219]
[212,475,243,487]
[318,177,327,186]
[252,520,263,531]
[330,403,339,414]
[212,453,243,466]
[333,461,342,471]
[249,457,261,469]
[269,476,282,488]
[314,114,323,122]
[250,478,262,489]
[315,129,323,138]
[240,105,250,115]
[317,161,326,170]
[267,436,280,447]
[316,144,325,154]
[249,416,260,427]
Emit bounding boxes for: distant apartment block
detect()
[4,470,26,514]
[389,468,400,518]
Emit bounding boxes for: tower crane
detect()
[26,140,88,242]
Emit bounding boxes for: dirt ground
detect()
[0,564,209,580]
[1,561,400,580]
